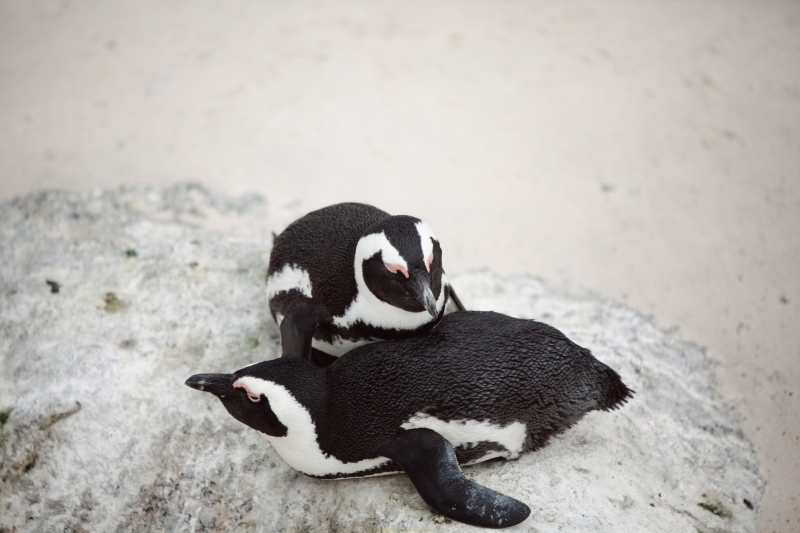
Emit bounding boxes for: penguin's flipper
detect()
[447,285,467,312]
[279,306,320,360]
[374,428,530,529]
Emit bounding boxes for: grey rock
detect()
[0,185,762,532]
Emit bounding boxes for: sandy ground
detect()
[0,1,797,530]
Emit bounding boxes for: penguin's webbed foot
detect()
[373,428,530,529]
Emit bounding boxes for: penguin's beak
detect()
[185,373,234,396]
[407,269,438,317]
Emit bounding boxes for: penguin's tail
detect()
[595,364,634,411]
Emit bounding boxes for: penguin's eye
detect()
[384,262,409,278]
[233,379,262,403]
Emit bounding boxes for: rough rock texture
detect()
[0,185,762,532]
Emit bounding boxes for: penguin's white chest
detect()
[331,285,445,331]
[313,290,445,356]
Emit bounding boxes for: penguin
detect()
[186,311,633,529]
[266,202,465,366]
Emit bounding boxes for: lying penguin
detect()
[186,311,633,528]
[266,202,465,366]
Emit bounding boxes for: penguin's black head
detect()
[355,215,444,317]
[185,371,288,437]
[185,358,325,438]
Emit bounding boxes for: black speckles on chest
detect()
[455,441,509,464]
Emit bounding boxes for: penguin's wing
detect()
[373,428,530,529]
[447,285,467,312]
[279,306,321,360]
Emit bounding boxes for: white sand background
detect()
[0,1,797,530]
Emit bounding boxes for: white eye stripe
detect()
[356,232,406,268]
[415,221,436,261]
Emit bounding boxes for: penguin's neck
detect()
[261,366,392,477]
[279,363,329,425]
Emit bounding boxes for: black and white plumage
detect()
[266,203,464,364]
[186,311,633,529]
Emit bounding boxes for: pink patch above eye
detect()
[425,253,433,272]
[384,262,409,278]
[233,379,261,401]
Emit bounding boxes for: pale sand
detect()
[0,1,797,530]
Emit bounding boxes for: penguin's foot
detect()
[373,428,530,529]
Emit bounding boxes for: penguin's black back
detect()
[321,311,632,463]
[268,203,389,316]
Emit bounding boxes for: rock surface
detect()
[0,185,762,532]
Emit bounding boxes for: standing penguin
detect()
[266,203,465,365]
[186,311,633,529]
